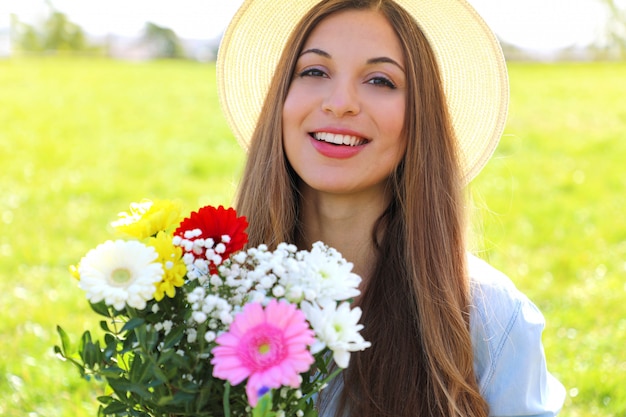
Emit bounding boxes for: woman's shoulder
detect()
[467,253,566,416]
[466,253,548,329]
[466,252,543,364]
[467,253,523,302]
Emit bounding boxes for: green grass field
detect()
[1,57,624,416]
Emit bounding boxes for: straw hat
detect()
[217,0,508,183]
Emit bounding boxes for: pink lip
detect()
[308,128,369,159]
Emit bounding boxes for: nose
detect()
[321,79,360,117]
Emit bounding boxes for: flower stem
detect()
[223,382,231,417]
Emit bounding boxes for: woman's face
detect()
[282,9,407,197]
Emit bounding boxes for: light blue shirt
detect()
[468,254,566,416]
[319,254,566,416]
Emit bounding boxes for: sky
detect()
[0,0,615,51]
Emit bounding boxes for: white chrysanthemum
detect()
[78,240,163,310]
[301,242,361,303]
[301,301,371,368]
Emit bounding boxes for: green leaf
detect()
[122,331,138,354]
[156,395,174,406]
[162,324,185,350]
[53,345,63,356]
[96,395,114,405]
[155,348,175,367]
[107,380,130,405]
[252,391,276,417]
[99,320,111,333]
[314,354,330,375]
[108,378,151,398]
[79,332,92,364]
[90,301,111,317]
[103,334,118,362]
[129,409,151,417]
[149,363,169,385]
[56,325,71,356]
[102,399,130,414]
[121,317,145,333]
[55,342,89,376]
[128,354,147,382]
[98,366,125,379]
[144,328,159,350]
[304,406,319,417]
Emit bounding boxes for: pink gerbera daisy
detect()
[211,300,315,406]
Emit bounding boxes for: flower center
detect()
[240,324,287,371]
[110,268,133,285]
[258,343,271,355]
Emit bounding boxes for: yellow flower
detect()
[148,231,186,301]
[112,200,182,239]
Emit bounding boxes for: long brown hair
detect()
[235,1,488,416]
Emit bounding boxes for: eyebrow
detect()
[366,56,405,72]
[300,48,331,59]
[299,48,405,72]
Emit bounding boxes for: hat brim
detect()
[217,0,508,183]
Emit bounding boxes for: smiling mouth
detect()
[311,132,369,146]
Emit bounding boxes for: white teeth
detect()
[313,132,366,146]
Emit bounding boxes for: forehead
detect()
[302,9,404,61]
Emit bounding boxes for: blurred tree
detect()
[595,0,626,59]
[42,11,87,51]
[12,9,89,53]
[11,15,42,51]
[142,22,186,59]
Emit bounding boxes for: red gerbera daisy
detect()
[174,205,248,270]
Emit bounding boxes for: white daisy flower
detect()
[77,240,163,310]
[301,300,371,368]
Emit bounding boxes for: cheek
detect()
[282,86,306,131]
[282,92,303,166]
[381,103,406,157]
[282,85,315,163]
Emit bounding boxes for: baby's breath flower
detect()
[192,311,208,324]
[162,320,173,335]
[187,328,197,343]
[210,275,223,286]
[205,331,216,343]
[272,285,286,298]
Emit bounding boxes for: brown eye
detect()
[299,68,328,78]
[367,76,396,89]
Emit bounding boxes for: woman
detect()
[217,0,565,416]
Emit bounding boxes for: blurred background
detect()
[2,0,625,60]
[1,0,625,416]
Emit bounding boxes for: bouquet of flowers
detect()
[55,200,370,417]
